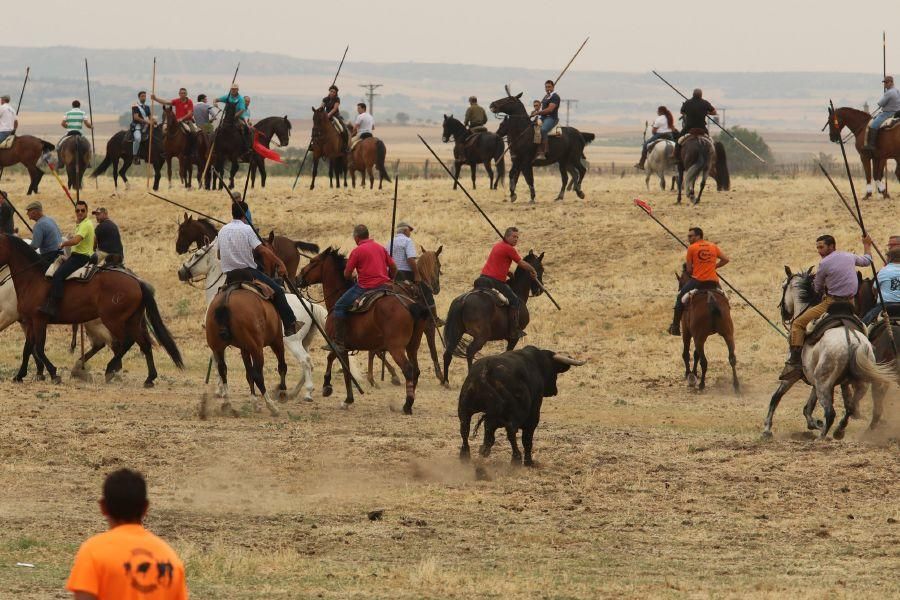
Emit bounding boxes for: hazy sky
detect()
[9,0,896,73]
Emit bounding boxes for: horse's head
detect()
[418,245,443,295]
[273,116,292,147]
[175,213,196,254]
[442,114,465,143]
[489,87,525,116]
[524,250,545,296]
[826,106,843,142]
[676,263,691,289]
[223,101,237,124]
[178,239,217,282]
[298,246,345,288]
[779,265,818,326]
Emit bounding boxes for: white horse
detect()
[763,267,895,439]
[178,239,333,402]
[645,139,677,191]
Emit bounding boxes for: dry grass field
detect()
[0,168,898,598]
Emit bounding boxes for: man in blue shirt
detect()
[25,201,62,267]
[215,84,251,153]
[531,80,560,160]
[863,246,900,324]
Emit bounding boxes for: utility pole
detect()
[359,83,383,116]
[563,99,578,126]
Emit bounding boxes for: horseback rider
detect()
[332,224,397,353]
[668,227,729,336]
[780,233,874,380]
[194,94,215,133]
[243,96,253,127]
[61,100,92,138]
[475,226,538,339]
[386,221,444,327]
[151,87,197,155]
[215,84,251,153]
[92,207,124,266]
[863,75,900,152]
[25,201,62,267]
[862,245,900,325]
[0,94,17,144]
[130,91,153,165]
[40,200,95,317]
[531,80,560,160]
[464,96,488,133]
[217,200,300,337]
[321,85,348,153]
[678,89,716,139]
[350,102,374,148]
[635,106,675,170]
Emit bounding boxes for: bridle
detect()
[778,272,815,330]
[180,241,223,291]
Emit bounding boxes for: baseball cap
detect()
[25,201,42,211]
[396,221,414,231]
[92,207,107,215]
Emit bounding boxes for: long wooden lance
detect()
[419,135,562,311]
[146,57,157,187]
[84,58,98,189]
[331,45,349,88]
[201,62,241,183]
[817,162,886,264]
[633,198,787,339]
[382,171,400,380]
[2,192,32,233]
[884,31,887,92]
[652,70,767,164]
[831,98,899,362]
[0,67,30,184]
[148,191,227,225]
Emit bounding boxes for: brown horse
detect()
[57,134,91,190]
[205,250,287,418]
[676,265,739,392]
[0,135,53,194]
[309,107,346,190]
[298,247,429,414]
[827,106,900,199]
[0,234,183,386]
[442,251,545,383]
[161,106,195,189]
[348,136,392,189]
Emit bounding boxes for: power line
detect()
[359,83,383,116]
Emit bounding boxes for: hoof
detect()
[833,428,845,440]
[576,190,585,199]
[302,395,314,403]
[402,403,413,415]
[687,374,697,388]
[510,193,517,203]
[441,381,451,389]
[278,390,288,403]
[459,448,470,462]
[760,430,773,439]
[143,380,155,389]
[340,401,351,410]
[35,374,46,382]
[12,376,23,383]
[390,376,401,387]
[105,372,115,384]
[51,375,62,385]
[523,458,535,467]
[322,385,333,397]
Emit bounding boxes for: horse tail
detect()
[140,281,185,369]
[581,132,596,145]
[471,414,487,439]
[92,154,112,177]
[713,141,730,190]
[407,302,430,322]
[848,342,896,386]
[375,139,391,182]
[444,296,470,358]
[294,240,320,254]
[707,293,721,327]
[40,140,55,153]
[213,302,232,342]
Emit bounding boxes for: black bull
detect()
[457,346,585,466]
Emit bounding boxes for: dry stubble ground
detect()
[0,170,898,598]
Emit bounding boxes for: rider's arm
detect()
[858,235,874,265]
[716,250,730,269]
[328,100,340,118]
[61,119,67,129]
[84,119,92,129]
[150,94,172,106]
[61,235,83,249]
[387,256,397,279]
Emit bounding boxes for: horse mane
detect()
[3,233,41,262]
[196,218,219,236]
[797,270,820,304]
[836,106,870,118]
[323,246,348,274]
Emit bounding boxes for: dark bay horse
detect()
[209,102,249,189]
[676,265,738,392]
[161,106,195,189]
[442,251,545,383]
[348,137,391,189]
[309,107,346,190]
[0,135,53,195]
[248,115,292,188]
[441,115,506,190]
[0,234,183,386]
[827,106,900,199]
[91,127,165,191]
[298,248,429,414]
[57,134,91,191]
[489,91,593,202]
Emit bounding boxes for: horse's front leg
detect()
[524,165,536,203]
[762,379,799,437]
[322,351,335,397]
[862,155,874,198]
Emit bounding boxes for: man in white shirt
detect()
[386,221,442,325]
[635,105,675,170]
[0,95,18,144]
[350,102,374,148]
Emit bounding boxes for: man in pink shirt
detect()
[332,224,396,352]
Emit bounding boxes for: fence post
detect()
[423,159,429,179]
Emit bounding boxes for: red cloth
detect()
[171,97,194,121]
[253,135,284,163]
[481,241,522,280]
[346,239,394,289]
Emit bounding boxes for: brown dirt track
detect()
[0,171,898,598]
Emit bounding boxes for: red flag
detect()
[252,132,284,163]
[634,198,652,214]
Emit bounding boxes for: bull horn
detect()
[553,354,586,366]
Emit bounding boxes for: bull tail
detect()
[848,343,896,386]
[471,414,487,439]
[444,296,470,358]
[140,282,184,369]
[375,139,391,182]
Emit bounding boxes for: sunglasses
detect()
[75,208,87,213]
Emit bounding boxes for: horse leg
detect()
[338,350,356,409]
[250,346,279,416]
[676,162,684,204]
[470,163,477,190]
[524,165,536,203]
[869,381,887,430]
[31,322,60,384]
[570,161,585,199]
[322,352,335,397]
[229,160,239,189]
[479,419,497,457]
[166,157,172,188]
[762,379,799,437]
[14,334,34,382]
[817,384,837,439]
[425,322,444,385]
[272,339,289,404]
[366,351,378,387]
[284,334,313,402]
[384,352,402,386]
[682,332,694,385]
[833,382,865,440]
[862,156,873,198]
[509,163,520,202]
[556,162,568,201]
[483,160,494,190]
[466,334,488,372]
[368,165,375,189]
[260,161,267,188]
[725,335,739,394]
[802,386,823,431]
[133,318,158,388]
[214,349,239,417]
[506,426,522,464]
[695,337,708,391]
[385,345,415,415]
[452,160,462,190]
[459,411,472,461]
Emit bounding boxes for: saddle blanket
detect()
[532,124,562,143]
[0,135,15,150]
[805,304,866,346]
[465,287,510,307]
[348,288,416,314]
[682,287,726,306]
[45,258,100,282]
[676,132,712,147]
[870,115,900,131]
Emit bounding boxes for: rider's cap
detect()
[0,95,9,101]
[397,221,414,232]
[91,207,107,215]
[25,201,42,211]
[884,75,894,83]
[230,83,239,89]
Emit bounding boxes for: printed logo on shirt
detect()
[697,248,714,261]
[123,548,176,593]
[890,277,900,292]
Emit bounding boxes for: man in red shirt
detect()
[669,226,729,335]
[475,226,538,339]
[332,224,397,352]
[152,88,197,154]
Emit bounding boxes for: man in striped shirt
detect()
[60,100,92,137]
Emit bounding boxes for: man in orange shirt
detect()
[66,469,188,600]
[669,227,730,335]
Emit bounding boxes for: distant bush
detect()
[714,126,773,175]
[395,112,410,126]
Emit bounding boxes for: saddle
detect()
[682,284,727,307]
[0,135,15,150]
[805,302,866,346]
[870,115,900,131]
[676,130,711,146]
[464,287,510,307]
[44,256,101,282]
[532,123,562,138]
[348,287,416,314]
[220,269,275,301]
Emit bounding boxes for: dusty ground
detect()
[0,169,898,598]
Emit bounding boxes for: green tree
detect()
[714,126,773,175]
[395,112,410,126]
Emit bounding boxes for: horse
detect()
[297,248,429,414]
[178,238,327,403]
[173,214,318,279]
[328,156,348,188]
[645,139,678,191]
[826,106,900,199]
[675,265,739,392]
[0,234,183,386]
[489,89,594,202]
[57,134,91,191]
[442,251,545,382]
[160,106,195,189]
[0,135,53,195]
[677,133,713,204]
[90,127,165,191]
[247,115,292,188]
[441,115,506,190]
[207,101,253,189]
[348,136,391,189]
[308,107,347,189]
[764,267,895,439]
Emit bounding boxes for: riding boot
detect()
[39,296,58,318]
[778,346,803,381]
[668,306,683,336]
[535,139,548,160]
[508,306,525,339]
[635,146,648,170]
[863,128,878,152]
[430,308,445,328]
[330,316,349,354]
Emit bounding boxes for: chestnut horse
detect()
[348,136,392,189]
[675,265,739,393]
[0,234,183,386]
[0,135,54,195]
[309,107,347,189]
[827,106,900,199]
[57,134,91,190]
[161,106,195,189]
[298,247,429,414]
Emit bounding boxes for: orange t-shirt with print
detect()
[66,524,188,599]
[685,240,722,282]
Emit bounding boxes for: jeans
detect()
[870,111,894,130]
[862,301,900,324]
[0,130,12,143]
[50,253,91,301]
[475,275,521,308]
[539,116,558,139]
[643,132,673,152]
[334,284,367,318]
[247,268,296,330]
[131,126,145,156]
[674,278,700,310]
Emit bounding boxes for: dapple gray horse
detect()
[645,139,678,192]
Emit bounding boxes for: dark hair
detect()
[353,224,369,239]
[197,94,207,102]
[72,100,81,108]
[179,87,187,93]
[75,200,88,211]
[658,106,674,130]
[102,468,148,522]
[689,227,703,238]
[503,226,519,238]
[231,201,249,220]
[545,80,554,86]
[357,102,366,110]
[817,234,836,247]
[469,96,477,103]
[329,85,339,93]
[138,91,146,97]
